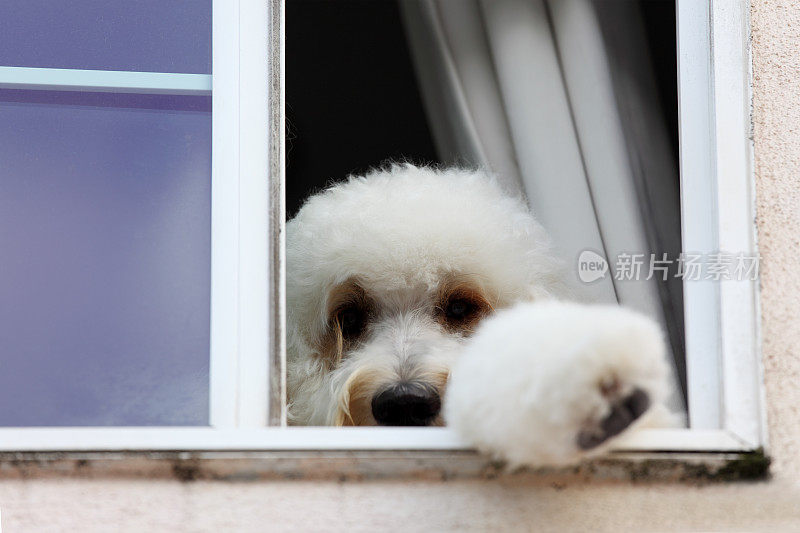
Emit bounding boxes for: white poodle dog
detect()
[286,164,671,466]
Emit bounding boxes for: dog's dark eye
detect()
[337,307,365,339]
[445,298,474,321]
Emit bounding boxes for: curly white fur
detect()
[287,164,673,466]
[445,301,670,466]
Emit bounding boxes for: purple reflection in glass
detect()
[0,0,211,74]
[0,90,211,426]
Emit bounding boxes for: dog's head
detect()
[286,165,565,425]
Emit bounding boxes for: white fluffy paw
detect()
[444,300,672,467]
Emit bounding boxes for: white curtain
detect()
[400,0,685,411]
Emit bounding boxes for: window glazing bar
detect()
[0,66,211,95]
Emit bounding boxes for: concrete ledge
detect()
[0,449,770,484]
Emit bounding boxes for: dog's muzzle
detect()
[371,382,441,426]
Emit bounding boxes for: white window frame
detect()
[0,0,766,456]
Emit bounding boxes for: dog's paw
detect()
[576,383,651,450]
[444,300,672,467]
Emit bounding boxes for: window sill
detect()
[0,427,768,482]
[0,448,769,484]
[0,427,767,483]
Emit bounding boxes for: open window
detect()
[0,0,765,461]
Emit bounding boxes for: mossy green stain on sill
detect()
[694,448,771,482]
[622,448,771,483]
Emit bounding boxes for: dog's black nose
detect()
[371,383,441,426]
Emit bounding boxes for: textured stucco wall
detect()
[2,1,800,531]
[750,0,800,483]
[0,479,799,532]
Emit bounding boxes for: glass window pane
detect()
[0,0,211,74]
[0,90,211,426]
